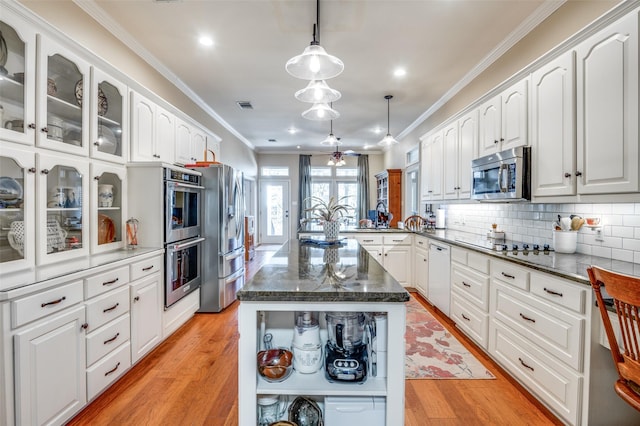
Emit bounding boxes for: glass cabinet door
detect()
[36,36,90,156]
[0,146,35,272]
[0,16,37,146]
[90,68,127,163]
[37,153,89,264]
[91,163,125,253]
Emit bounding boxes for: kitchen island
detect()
[237,238,409,425]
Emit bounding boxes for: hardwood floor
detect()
[67,247,562,425]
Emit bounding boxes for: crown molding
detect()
[397,0,566,141]
[73,0,254,150]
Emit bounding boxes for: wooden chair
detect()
[588,266,640,412]
[404,215,425,231]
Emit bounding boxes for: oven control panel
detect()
[165,168,201,185]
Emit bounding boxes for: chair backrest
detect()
[588,266,640,411]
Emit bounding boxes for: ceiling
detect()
[79,0,557,154]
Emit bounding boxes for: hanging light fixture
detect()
[295,79,341,103]
[327,150,345,167]
[378,95,399,146]
[301,102,340,121]
[285,0,344,81]
[321,107,340,145]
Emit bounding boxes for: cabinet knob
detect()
[133,296,140,302]
[28,123,36,129]
[80,323,89,331]
[40,169,49,175]
[500,138,504,142]
[575,171,583,177]
[494,140,499,144]
[27,167,36,174]
[94,141,101,146]
[40,127,48,133]
[564,173,572,178]
[94,176,100,180]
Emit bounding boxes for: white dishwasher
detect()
[428,242,451,316]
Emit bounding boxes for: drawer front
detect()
[85,286,130,332]
[451,263,490,311]
[530,272,586,314]
[86,341,131,401]
[467,251,490,274]
[130,255,163,282]
[450,246,467,265]
[491,259,530,291]
[85,266,130,299]
[414,236,430,251]
[383,233,411,245]
[11,281,84,328]
[451,293,489,349]
[490,321,581,426]
[355,235,383,246]
[86,313,131,366]
[492,282,584,370]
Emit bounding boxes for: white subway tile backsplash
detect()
[441,202,640,264]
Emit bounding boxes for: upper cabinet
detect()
[420,131,443,201]
[174,118,208,166]
[531,51,576,197]
[478,78,528,157]
[89,68,128,164]
[36,35,91,156]
[443,110,477,200]
[575,10,639,195]
[130,91,175,163]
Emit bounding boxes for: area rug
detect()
[405,296,495,379]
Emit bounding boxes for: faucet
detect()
[375,200,387,228]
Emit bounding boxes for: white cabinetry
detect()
[427,241,451,316]
[355,233,412,286]
[420,131,443,201]
[489,259,588,425]
[443,110,477,200]
[175,119,209,166]
[130,91,175,163]
[575,11,639,195]
[130,264,162,363]
[531,51,576,197]
[90,163,126,254]
[413,236,429,298]
[450,246,490,349]
[14,304,87,425]
[478,78,528,157]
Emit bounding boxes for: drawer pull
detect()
[41,296,66,308]
[363,239,374,243]
[103,303,120,313]
[104,362,121,377]
[392,239,402,243]
[103,333,120,345]
[461,313,470,321]
[462,281,471,288]
[142,265,155,271]
[543,288,563,297]
[501,272,515,279]
[102,278,119,286]
[518,357,534,372]
[519,313,536,323]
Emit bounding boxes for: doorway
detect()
[259,180,290,244]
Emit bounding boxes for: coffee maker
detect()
[324,312,368,383]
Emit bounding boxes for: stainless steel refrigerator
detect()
[197,164,245,312]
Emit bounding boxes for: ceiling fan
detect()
[327,145,360,166]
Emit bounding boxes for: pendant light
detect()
[302,102,340,121]
[321,112,340,145]
[295,79,341,104]
[378,95,399,146]
[327,150,345,167]
[285,0,344,81]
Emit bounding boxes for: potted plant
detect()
[303,196,352,241]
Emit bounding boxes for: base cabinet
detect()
[413,236,429,298]
[14,305,87,426]
[130,273,162,363]
[355,234,412,286]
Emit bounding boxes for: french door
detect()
[259,180,290,244]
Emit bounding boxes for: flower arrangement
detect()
[303,196,352,223]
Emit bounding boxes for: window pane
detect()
[406,147,419,165]
[336,168,357,177]
[311,182,330,202]
[266,184,284,236]
[311,167,331,177]
[338,182,358,226]
[261,167,289,177]
[408,170,419,215]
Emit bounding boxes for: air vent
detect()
[237,101,253,110]
[268,139,277,143]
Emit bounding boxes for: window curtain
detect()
[357,155,370,221]
[298,154,312,230]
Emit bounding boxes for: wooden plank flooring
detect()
[67,247,562,425]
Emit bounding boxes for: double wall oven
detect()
[164,168,204,307]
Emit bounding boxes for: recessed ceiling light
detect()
[373,127,383,134]
[393,68,407,77]
[288,128,297,135]
[199,36,214,47]
[296,145,301,149]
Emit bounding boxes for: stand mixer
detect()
[324,312,368,383]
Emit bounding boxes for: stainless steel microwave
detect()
[471,146,531,201]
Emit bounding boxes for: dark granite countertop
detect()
[237,238,410,303]
[415,229,640,286]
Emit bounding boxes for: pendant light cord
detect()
[316,0,320,43]
[385,94,393,134]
